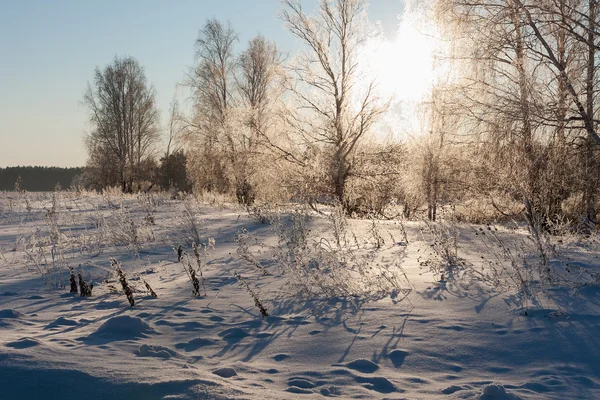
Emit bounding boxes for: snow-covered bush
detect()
[418,209,461,281]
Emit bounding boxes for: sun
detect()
[361,11,438,105]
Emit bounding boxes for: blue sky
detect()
[0,0,405,167]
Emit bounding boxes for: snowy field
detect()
[0,191,599,399]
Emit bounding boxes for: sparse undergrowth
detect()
[417,206,600,312]
[234,206,413,309]
[3,191,599,318]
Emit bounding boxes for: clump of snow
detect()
[175,337,215,352]
[136,344,175,358]
[442,385,464,394]
[218,327,249,342]
[288,378,316,389]
[355,375,397,394]
[45,316,78,329]
[285,386,313,394]
[5,337,41,349]
[388,349,408,367]
[212,367,237,378]
[480,384,523,400]
[89,315,154,340]
[344,358,380,373]
[273,354,290,362]
[0,309,24,319]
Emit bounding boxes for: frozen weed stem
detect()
[235,272,269,318]
[111,258,135,306]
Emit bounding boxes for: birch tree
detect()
[281,0,388,214]
[83,56,160,192]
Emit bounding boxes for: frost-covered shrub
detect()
[235,228,269,274]
[419,214,461,281]
[453,192,522,224]
[21,198,70,289]
[247,203,276,225]
[343,142,406,217]
[236,207,412,302]
[235,178,256,206]
[102,203,155,253]
[138,192,156,226]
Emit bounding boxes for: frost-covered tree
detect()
[186,20,284,204]
[186,19,238,194]
[281,0,388,214]
[233,35,283,204]
[436,0,600,225]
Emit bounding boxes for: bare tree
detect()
[191,19,238,126]
[165,95,185,158]
[83,56,160,192]
[281,0,388,214]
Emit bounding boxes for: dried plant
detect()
[69,267,78,293]
[178,249,202,297]
[235,272,269,318]
[111,258,135,307]
[142,278,158,298]
[78,273,94,297]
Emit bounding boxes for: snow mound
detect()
[345,359,379,373]
[5,337,41,349]
[212,367,237,378]
[218,328,249,342]
[285,386,313,394]
[480,384,523,400]
[388,349,408,367]
[46,316,78,329]
[0,309,24,319]
[442,385,464,394]
[288,378,316,389]
[175,337,215,352]
[355,375,397,394]
[273,354,290,362]
[136,344,175,359]
[89,315,154,340]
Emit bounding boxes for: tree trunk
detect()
[584,0,598,224]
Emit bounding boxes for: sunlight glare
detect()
[362,9,437,104]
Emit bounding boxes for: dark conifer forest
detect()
[0,166,82,191]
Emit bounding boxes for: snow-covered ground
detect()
[0,191,599,399]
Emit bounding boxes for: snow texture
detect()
[0,192,598,399]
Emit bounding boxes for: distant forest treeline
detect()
[0,167,83,191]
